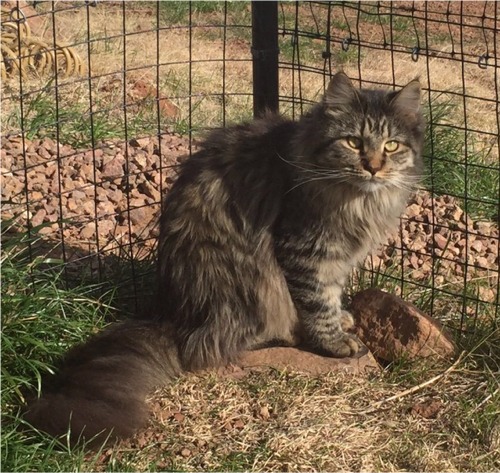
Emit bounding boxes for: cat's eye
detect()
[346,137,362,150]
[384,140,399,152]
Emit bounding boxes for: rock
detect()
[129,137,151,149]
[102,155,125,179]
[350,288,456,362]
[132,153,148,170]
[108,188,124,203]
[159,98,180,119]
[71,189,86,201]
[80,222,96,239]
[138,180,161,201]
[470,240,483,252]
[410,398,443,419]
[236,345,380,376]
[405,203,421,218]
[434,233,448,250]
[128,205,151,226]
[97,219,115,236]
[31,208,47,227]
[476,256,490,268]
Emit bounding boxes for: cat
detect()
[23,72,424,445]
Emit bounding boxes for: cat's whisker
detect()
[287,174,355,193]
[277,152,355,176]
[386,177,420,192]
[298,170,356,180]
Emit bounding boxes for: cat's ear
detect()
[390,79,421,115]
[324,72,359,110]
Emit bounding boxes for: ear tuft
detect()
[324,72,358,110]
[391,79,421,114]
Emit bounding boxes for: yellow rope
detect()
[1,5,84,81]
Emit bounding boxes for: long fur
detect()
[23,73,424,444]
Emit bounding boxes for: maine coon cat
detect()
[24,72,424,444]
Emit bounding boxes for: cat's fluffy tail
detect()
[23,319,182,445]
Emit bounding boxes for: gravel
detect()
[1,134,498,304]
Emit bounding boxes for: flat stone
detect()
[231,345,380,376]
[350,288,456,362]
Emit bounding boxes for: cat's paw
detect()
[324,333,359,358]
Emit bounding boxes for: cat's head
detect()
[301,72,425,193]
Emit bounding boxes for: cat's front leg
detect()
[291,280,360,358]
[307,307,360,358]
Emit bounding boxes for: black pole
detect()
[251,1,279,117]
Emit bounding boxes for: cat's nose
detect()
[361,158,383,175]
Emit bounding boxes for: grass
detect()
[159,1,249,27]
[423,96,500,221]
[3,83,163,149]
[0,225,116,471]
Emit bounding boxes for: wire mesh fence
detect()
[1,1,499,334]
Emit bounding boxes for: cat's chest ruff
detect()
[323,188,407,249]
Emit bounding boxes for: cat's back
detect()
[164,115,298,231]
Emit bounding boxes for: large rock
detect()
[219,345,381,377]
[350,288,456,362]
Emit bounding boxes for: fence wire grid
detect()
[1,1,499,336]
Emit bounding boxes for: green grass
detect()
[159,1,249,27]
[423,96,499,220]
[0,226,116,471]
[4,85,165,149]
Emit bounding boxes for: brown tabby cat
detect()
[24,72,424,444]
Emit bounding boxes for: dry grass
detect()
[84,351,499,472]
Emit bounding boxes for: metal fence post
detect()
[251,1,279,117]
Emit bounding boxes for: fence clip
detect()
[478,54,489,69]
[411,46,420,62]
[342,37,351,52]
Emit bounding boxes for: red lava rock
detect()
[31,208,47,227]
[80,222,97,239]
[173,412,185,423]
[470,240,483,252]
[129,137,151,149]
[131,79,180,120]
[433,233,448,250]
[138,180,161,201]
[350,288,456,362]
[159,98,180,119]
[97,219,115,236]
[71,189,86,201]
[38,225,54,236]
[128,206,147,226]
[102,156,125,179]
[237,345,380,376]
[410,398,443,419]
